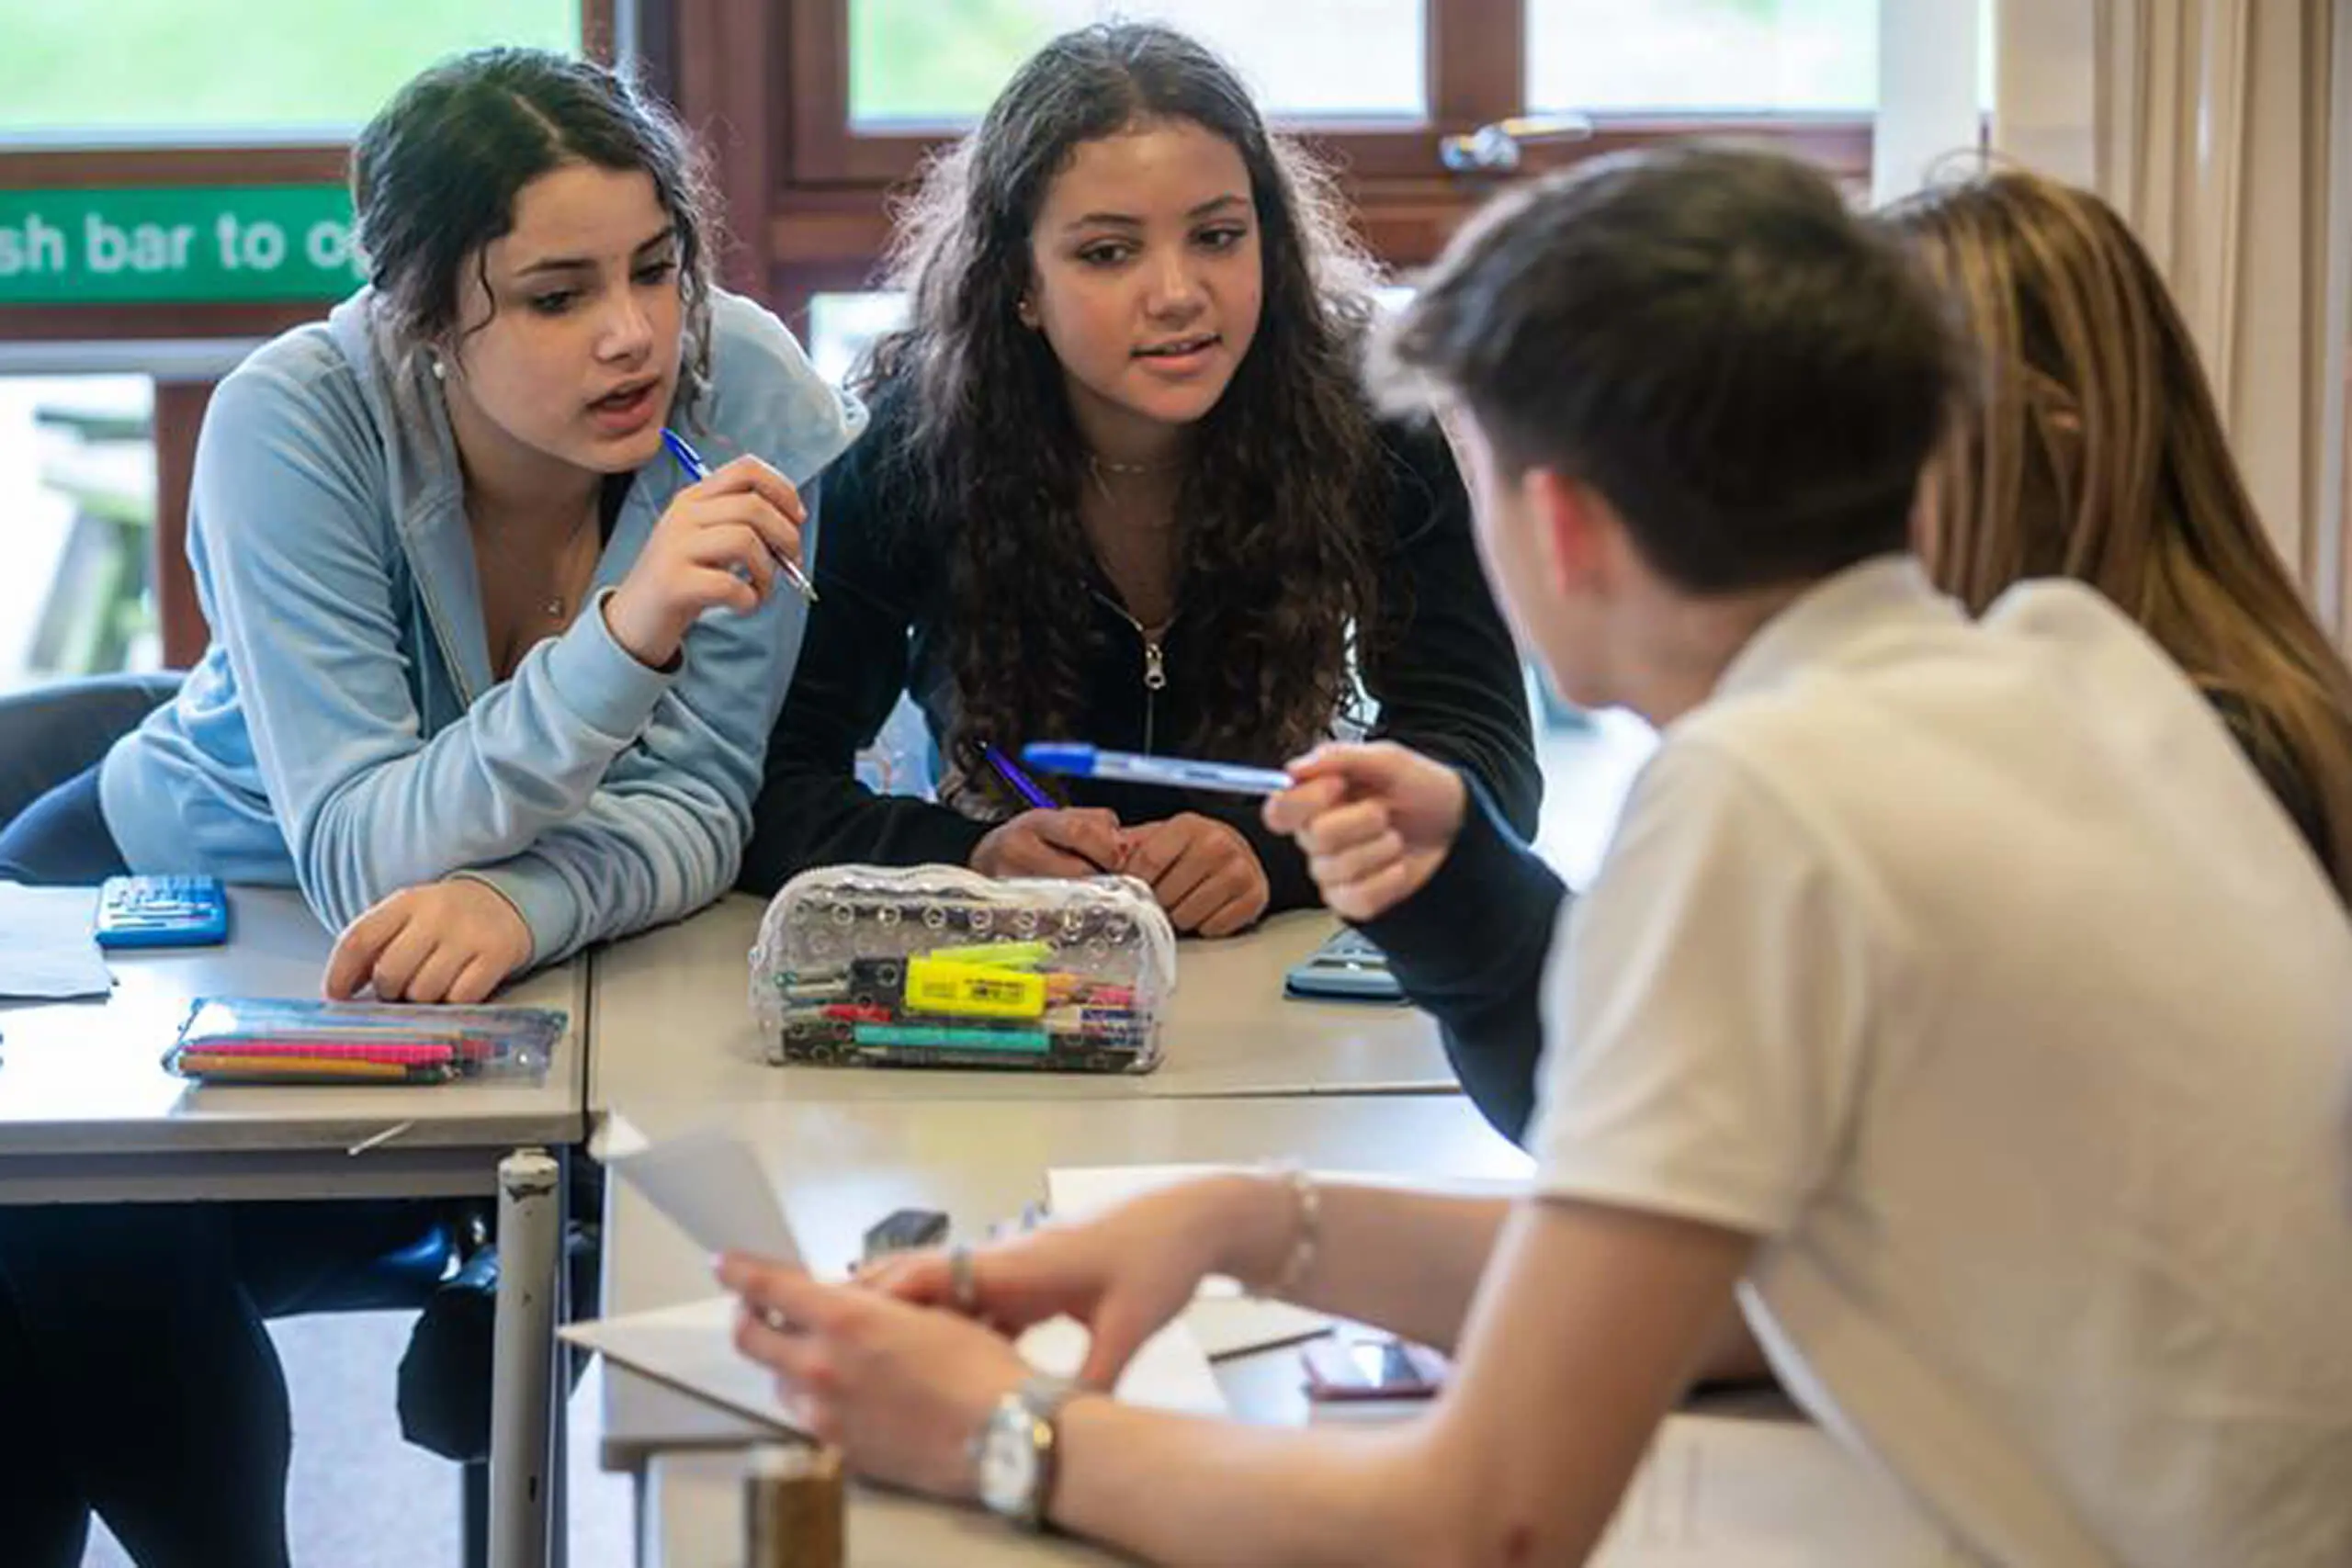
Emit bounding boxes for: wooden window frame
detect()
[0,3,615,667]
[0,2,616,346]
[642,0,1871,324]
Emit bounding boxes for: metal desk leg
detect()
[491,1147,561,1568]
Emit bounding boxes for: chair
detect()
[0,671,502,1564]
[0,670,182,830]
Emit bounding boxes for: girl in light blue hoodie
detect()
[0,49,862,1566]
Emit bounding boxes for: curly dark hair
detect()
[862,21,1384,786]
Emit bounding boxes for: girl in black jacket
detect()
[742,22,1536,933]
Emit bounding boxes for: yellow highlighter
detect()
[925,939,1054,969]
[902,956,1048,1021]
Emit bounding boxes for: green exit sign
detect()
[0,185,363,305]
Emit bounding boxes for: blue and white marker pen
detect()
[661,426,820,604]
[1021,742,1294,797]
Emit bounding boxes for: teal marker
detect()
[854,1023,1050,1054]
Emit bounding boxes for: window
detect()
[808,291,909,387]
[0,376,159,691]
[1526,0,1878,115]
[684,0,1886,326]
[849,0,1428,127]
[0,4,615,675]
[0,0,585,141]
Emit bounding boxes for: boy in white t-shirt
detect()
[714,145,2352,1566]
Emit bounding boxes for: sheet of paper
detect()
[563,1295,1227,1437]
[1589,1415,1970,1567]
[605,1117,805,1267]
[1300,1404,1966,1562]
[0,884,109,1000]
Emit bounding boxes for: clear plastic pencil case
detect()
[164,998,565,1086]
[749,865,1177,1074]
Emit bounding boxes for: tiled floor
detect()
[76,706,1657,1568]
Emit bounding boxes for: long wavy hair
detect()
[862,22,1383,790]
[1884,168,2352,902]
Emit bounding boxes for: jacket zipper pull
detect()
[1142,638,1167,692]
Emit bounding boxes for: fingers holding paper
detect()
[854,1184,1231,1391]
[719,1255,1030,1499]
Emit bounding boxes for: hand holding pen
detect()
[969,743,1128,878]
[600,430,813,670]
[662,428,819,604]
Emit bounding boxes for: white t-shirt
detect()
[1529,556,2352,1568]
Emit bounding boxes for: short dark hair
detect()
[1375,144,1957,593]
[351,47,719,416]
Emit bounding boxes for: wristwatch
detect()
[973,1374,1080,1530]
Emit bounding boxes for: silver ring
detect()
[948,1243,978,1314]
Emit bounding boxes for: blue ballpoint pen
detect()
[1021,742,1295,797]
[661,426,820,604]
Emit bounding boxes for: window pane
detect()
[850,0,1425,127]
[808,291,910,387]
[0,377,160,690]
[0,1,580,140]
[1528,0,1878,115]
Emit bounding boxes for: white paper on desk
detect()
[605,1117,804,1267]
[1589,1415,1969,1566]
[0,884,109,1000]
[561,1295,1227,1436]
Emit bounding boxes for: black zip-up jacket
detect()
[1362,780,1568,1145]
[738,389,1540,911]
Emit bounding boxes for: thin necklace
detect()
[1087,451,1182,477]
[544,514,597,618]
[481,497,596,620]
[1084,452,1185,515]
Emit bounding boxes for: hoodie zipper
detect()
[1091,590,1171,753]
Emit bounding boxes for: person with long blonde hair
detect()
[1884,166,2352,903]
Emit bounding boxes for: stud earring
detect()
[428,355,447,382]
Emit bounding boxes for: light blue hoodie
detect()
[100,288,865,965]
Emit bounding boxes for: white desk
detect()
[596,1093,1531,1469]
[589,895,1459,1111]
[0,886,588,1568]
[600,1098,1948,1568]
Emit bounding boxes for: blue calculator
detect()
[1283,926,1406,1004]
[94,874,232,949]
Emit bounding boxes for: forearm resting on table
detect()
[1052,1404,1455,1568]
[1221,1177,1510,1355]
[1056,1198,1754,1568]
